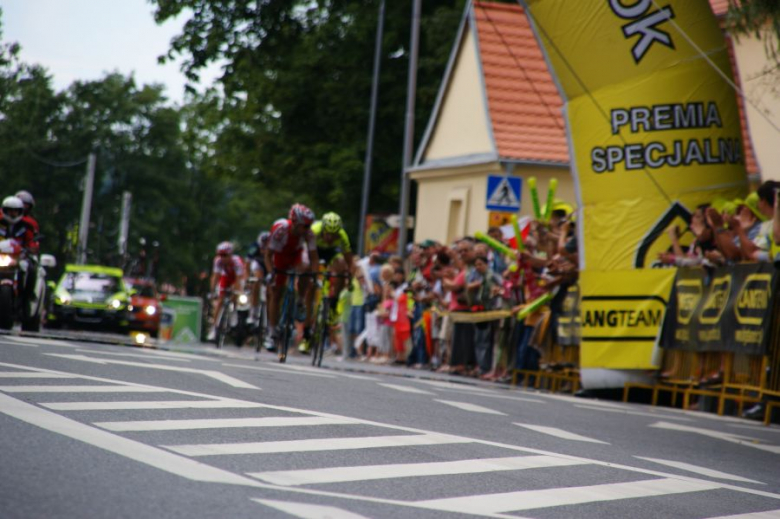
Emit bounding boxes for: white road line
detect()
[634,457,764,485]
[333,373,376,381]
[253,499,370,518]
[75,350,191,362]
[1,336,79,348]
[435,400,507,415]
[42,400,267,411]
[47,354,260,390]
[0,385,163,393]
[164,434,469,457]
[728,423,780,435]
[416,380,496,393]
[0,372,76,378]
[650,421,780,454]
[706,510,780,519]
[222,363,336,379]
[415,477,721,514]
[248,455,590,486]
[575,404,694,422]
[0,392,262,487]
[442,390,545,404]
[95,416,359,432]
[514,423,610,444]
[378,383,436,395]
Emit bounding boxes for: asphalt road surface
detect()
[1,332,779,519]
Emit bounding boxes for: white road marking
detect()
[0,372,76,378]
[0,385,163,393]
[728,423,780,435]
[95,416,359,432]
[333,373,376,381]
[416,380,496,393]
[435,400,507,415]
[47,354,260,390]
[650,421,780,455]
[0,392,262,487]
[415,478,721,514]
[514,423,609,444]
[378,383,436,395]
[222,363,336,378]
[248,455,590,486]
[635,457,764,484]
[575,404,694,422]
[0,336,79,348]
[75,349,191,362]
[253,499,370,519]
[442,390,544,404]
[165,434,469,457]
[706,510,780,519]
[42,400,267,411]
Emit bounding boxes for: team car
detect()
[47,264,130,332]
[123,277,164,338]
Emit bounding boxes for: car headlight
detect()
[237,294,249,305]
[144,305,157,316]
[55,294,71,305]
[0,254,15,268]
[110,299,123,309]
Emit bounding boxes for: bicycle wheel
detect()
[253,302,266,353]
[313,301,328,367]
[215,302,230,349]
[278,286,295,363]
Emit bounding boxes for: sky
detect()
[0,0,220,105]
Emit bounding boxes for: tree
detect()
[727,0,780,61]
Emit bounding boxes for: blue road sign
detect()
[486,175,522,212]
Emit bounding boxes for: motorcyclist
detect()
[0,196,39,305]
[15,190,40,236]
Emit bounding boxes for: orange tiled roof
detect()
[709,0,729,17]
[473,2,568,164]
[472,1,758,174]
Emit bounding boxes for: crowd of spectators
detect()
[333,200,579,385]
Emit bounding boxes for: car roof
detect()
[64,264,124,278]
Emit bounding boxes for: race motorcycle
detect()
[230,290,252,346]
[0,238,56,331]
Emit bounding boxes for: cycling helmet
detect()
[322,212,342,234]
[15,190,34,210]
[2,196,24,224]
[257,231,270,248]
[216,241,233,256]
[288,204,315,227]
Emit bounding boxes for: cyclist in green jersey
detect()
[306,212,354,314]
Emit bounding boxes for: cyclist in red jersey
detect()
[264,204,319,347]
[208,241,245,341]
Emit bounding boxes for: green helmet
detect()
[322,212,342,233]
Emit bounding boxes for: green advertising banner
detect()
[160,296,203,344]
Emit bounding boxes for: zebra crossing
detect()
[1,362,780,518]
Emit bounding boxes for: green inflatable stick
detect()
[475,231,515,257]
[528,177,541,219]
[511,214,525,252]
[543,178,558,222]
[516,292,552,320]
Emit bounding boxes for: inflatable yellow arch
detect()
[521,0,749,387]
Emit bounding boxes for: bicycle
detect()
[311,269,351,367]
[213,288,234,350]
[245,276,267,353]
[273,270,313,363]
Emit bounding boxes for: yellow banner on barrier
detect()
[524,0,748,270]
[579,269,676,369]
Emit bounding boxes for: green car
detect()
[47,264,131,332]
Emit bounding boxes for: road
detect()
[1,332,779,519]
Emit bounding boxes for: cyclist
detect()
[309,212,354,312]
[264,204,319,352]
[208,241,245,341]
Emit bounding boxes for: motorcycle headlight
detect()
[144,305,157,316]
[237,294,249,305]
[110,299,123,310]
[0,254,15,268]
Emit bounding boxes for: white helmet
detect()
[2,196,24,224]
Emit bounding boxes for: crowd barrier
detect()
[443,264,780,423]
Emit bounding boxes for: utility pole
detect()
[358,0,386,257]
[118,191,132,264]
[398,0,421,258]
[77,153,96,265]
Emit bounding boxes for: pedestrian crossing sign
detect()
[486,175,521,212]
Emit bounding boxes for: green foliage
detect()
[726,0,780,61]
